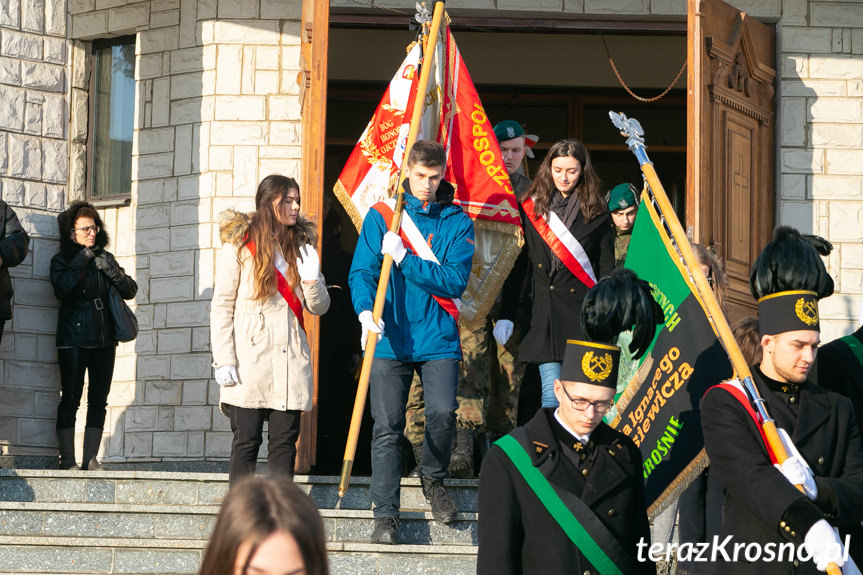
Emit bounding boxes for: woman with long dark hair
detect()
[518,139,614,408]
[51,201,138,470]
[210,175,329,485]
[199,475,328,575]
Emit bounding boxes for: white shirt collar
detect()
[554,408,591,445]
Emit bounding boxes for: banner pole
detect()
[338,0,448,499]
[610,111,841,575]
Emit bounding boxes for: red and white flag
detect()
[334,23,524,324]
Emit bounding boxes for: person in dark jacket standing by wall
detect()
[0,200,30,346]
[349,140,474,544]
[51,201,137,470]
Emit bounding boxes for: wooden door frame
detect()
[297,0,329,473]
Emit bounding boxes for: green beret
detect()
[608,183,638,212]
[493,120,525,143]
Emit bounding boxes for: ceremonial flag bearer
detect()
[477,269,661,575]
[701,226,863,574]
[349,140,475,545]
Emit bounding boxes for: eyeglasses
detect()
[75,225,100,235]
[559,384,614,414]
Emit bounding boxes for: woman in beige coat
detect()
[211,175,330,485]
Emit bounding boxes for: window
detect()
[88,36,136,201]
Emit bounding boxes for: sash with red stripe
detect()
[709,381,778,464]
[521,196,597,288]
[244,239,306,333]
[371,200,460,323]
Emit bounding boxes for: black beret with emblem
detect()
[750,226,834,336]
[562,269,664,387]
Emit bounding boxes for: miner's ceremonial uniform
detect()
[478,408,652,575]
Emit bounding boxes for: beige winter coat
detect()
[210,210,330,415]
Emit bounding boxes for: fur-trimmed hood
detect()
[58,201,109,257]
[218,209,317,247]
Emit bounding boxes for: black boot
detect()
[409,442,423,478]
[448,426,474,478]
[57,428,79,470]
[81,427,104,471]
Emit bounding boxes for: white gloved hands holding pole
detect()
[381,232,407,266]
[215,365,239,386]
[358,310,384,351]
[804,519,846,572]
[296,244,321,282]
[493,319,514,346]
[775,456,818,500]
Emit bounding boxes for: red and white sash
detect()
[521,195,597,288]
[245,239,306,333]
[372,199,461,323]
[708,380,778,464]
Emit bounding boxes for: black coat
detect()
[0,201,30,320]
[477,409,653,575]
[813,325,863,563]
[50,203,137,348]
[701,368,863,574]
[518,204,614,363]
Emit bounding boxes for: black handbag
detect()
[107,285,138,342]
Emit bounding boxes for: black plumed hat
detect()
[750,226,834,301]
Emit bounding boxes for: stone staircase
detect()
[0,470,478,574]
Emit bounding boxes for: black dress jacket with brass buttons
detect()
[702,367,863,574]
[477,408,653,575]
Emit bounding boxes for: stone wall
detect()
[2,0,860,461]
[0,0,68,460]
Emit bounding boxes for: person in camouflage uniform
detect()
[404,121,536,479]
[608,183,639,270]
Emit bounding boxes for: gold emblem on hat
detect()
[582,351,613,382]
[795,297,818,326]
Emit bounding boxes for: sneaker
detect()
[421,476,458,524]
[371,516,398,545]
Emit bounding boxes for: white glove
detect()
[775,457,818,500]
[493,319,514,346]
[215,365,239,386]
[358,310,384,350]
[381,231,407,266]
[804,519,846,571]
[296,244,320,282]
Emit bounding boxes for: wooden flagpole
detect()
[338,0,447,499]
[610,111,842,575]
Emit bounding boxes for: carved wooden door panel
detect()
[687,0,776,322]
[297,0,329,473]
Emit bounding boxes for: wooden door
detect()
[297,0,330,473]
[687,0,776,322]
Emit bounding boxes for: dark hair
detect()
[750,226,834,300]
[526,138,604,222]
[407,140,446,169]
[581,268,664,359]
[199,476,328,575]
[57,200,109,255]
[246,175,315,300]
[732,316,762,366]
[692,244,728,317]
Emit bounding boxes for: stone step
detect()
[0,504,478,546]
[0,541,476,574]
[0,471,480,512]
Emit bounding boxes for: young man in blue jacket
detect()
[349,139,475,544]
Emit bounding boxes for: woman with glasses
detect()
[50,201,138,470]
[211,175,329,485]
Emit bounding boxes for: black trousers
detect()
[56,346,117,430]
[0,319,5,347]
[229,405,302,485]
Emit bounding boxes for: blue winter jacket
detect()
[349,180,475,362]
